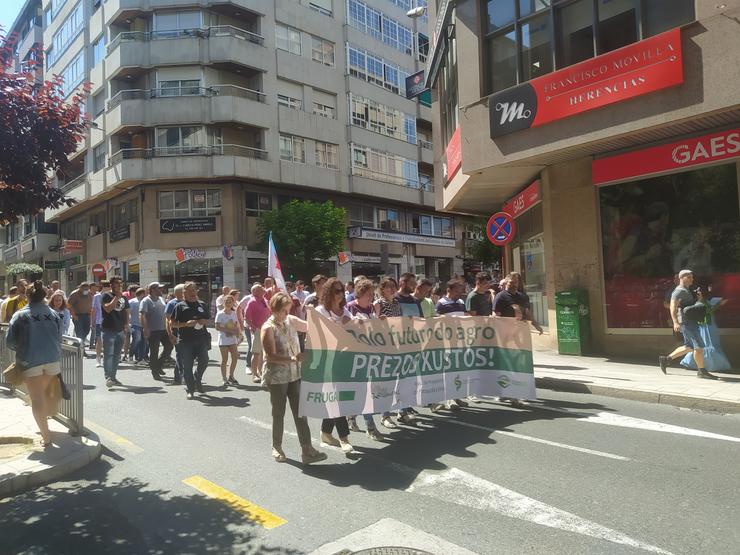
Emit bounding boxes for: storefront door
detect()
[515,234,548,327]
[158,258,223,311]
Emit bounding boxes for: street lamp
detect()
[406,4,427,18]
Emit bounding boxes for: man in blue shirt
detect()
[165,284,185,384]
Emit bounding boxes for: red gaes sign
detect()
[445,127,462,182]
[593,127,740,185]
[490,28,684,137]
[502,180,541,218]
[62,239,83,252]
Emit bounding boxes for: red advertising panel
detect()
[502,180,541,218]
[62,239,83,252]
[445,127,462,181]
[491,28,684,137]
[593,127,740,186]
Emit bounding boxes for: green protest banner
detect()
[299,310,535,418]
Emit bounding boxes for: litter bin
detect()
[555,289,591,355]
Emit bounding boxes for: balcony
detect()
[350,166,435,206]
[106,85,270,132]
[418,138,434,165]
[17,24,42,61]
[105,0,267,25]
[106,144,274,187]
[106,26,267,78]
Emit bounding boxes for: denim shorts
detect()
[681,322,705,350]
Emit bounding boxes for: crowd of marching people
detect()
[3,270,542,459]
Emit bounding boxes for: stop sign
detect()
[92,263,106,279]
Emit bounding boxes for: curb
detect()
[535,377,740,414]
[0,430,102,499]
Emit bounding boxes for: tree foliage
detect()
[466,218,502,266]
[257,200,347,280]
[0,31,88,225]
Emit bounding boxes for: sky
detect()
[0,0,28,35]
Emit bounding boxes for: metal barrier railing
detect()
[0,323,85,436]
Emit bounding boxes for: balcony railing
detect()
[107,84,266,110]
[417,138,433,150]
[351,166,434,192]
[107,25,265,54]
[58,173,88,193]
[108,144,268,165]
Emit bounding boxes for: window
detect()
[190,189,221,216]
[315,141,338,169]
[91,34,106,68]
[154,10,202,34]
[50,0,69,20]
[348,0,415,56]
[278,94,302,110]
[377,208,400,231]
[246,192,273,216]
[49,2,83,67]
[158,188,221,218]
[159,79,201,96]
[93,142,107,172]
[313,101,335,118]
[411,214,451,235]
[311,36,335,66]
[89,212,106,235]
[155,126,218,153]
[350,144,420,188]
[61,218,87,241]
[348,94,417,143]
[92,91,106,117]
[599,163,739,329]
[417,33,429,62]
[279,134,305,163]
[484,0,695,95]
[276,23,301,55]
[23,216,34,237]
[59,50,85,98]
[111,198,138,228]
[309,0,333,17]
[349,204,375,227]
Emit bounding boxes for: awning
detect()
[423,0,456,89]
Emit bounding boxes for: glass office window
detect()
[644,0,695,37]
[521,13,552,81]
[489,30,518,93]
[556,0,594,68]
[597,0,638,54]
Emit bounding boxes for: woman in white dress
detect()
[215,295,242,387]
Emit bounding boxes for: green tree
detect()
[257,200,347,280]
[465,218,502,266]
[6,262,44,281]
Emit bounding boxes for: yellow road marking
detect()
[182,476,287,529]
[85,420,143,453]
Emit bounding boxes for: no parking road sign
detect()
[486,212,516,246]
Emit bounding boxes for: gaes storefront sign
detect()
[490,28,684,138]
[348,226,456,248]
[502,180,541,218]
[160,217,216,233]
[593,127,740,186]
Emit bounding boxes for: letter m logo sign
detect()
[489,83,538,137]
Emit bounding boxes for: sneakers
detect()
[96,361,102,368]
[454,398,469,408]
[105,378,114,389]
[348,416,361,432]
[697,369,719,380]
[380,416,397,429]
[301,449,327,465]
[112,378,123,386]
[429,403,445,413]
[445,400,461,411]
[658,355,669,375]
[186,391,195,400]
[397,413,416,425]
[222,380,230,388]
[407,407,420,415]
[320,432,341,447]
[228,377,239,385]
[367,429,383,441]
[340,440,354,454]
[245,367,253,375]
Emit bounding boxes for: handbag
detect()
[3,362,24,386]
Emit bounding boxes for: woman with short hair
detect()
[6,281,64,447]
[261,292,327,464]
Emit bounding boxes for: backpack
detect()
[682,303,707,324]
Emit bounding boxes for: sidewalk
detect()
[0,394,101,498]
[532,349,740,413]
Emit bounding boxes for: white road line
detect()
[406,467,674,555]
[431,416,631,461]
[238,415,297,437]
[579,412,740,443]
[531,405,740,443]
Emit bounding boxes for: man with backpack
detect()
[659,269,718,380]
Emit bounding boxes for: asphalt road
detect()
[2,339,739,555]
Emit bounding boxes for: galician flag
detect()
[268,232,287,291]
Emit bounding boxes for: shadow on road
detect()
[0,460,302,555]
[296,397,615,492]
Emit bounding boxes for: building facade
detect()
[0,0,61,293]
[427,0,740,361]
[0,0,470,304]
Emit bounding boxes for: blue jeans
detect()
[73,314,91,345]
[245,328,253,368]
[363,412,391,430]
[102,330,125,380]
[176,336,210,393]
[130,325,145,361]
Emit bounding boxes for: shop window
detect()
[599,164,740,329]
[246,192,273,216]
